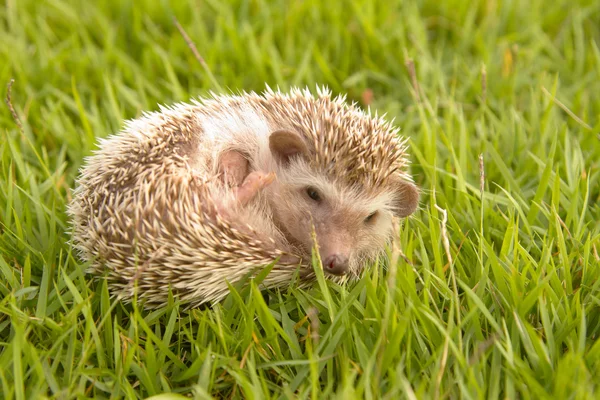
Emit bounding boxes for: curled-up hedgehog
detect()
[68,86,419,308]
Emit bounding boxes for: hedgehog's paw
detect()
[212,171,275,220]
[234,171,276,206]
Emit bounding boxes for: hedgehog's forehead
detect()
[314,164,401,199]
[304,122,407,189]
[282,157,398,208]
[258,92,408,187]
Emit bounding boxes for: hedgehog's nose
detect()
[323,255,349,276]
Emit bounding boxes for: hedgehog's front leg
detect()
[218,149,275,206]
[233,171,276,206]
[211,169,277,241]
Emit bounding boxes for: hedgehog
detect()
[68,86,419,309]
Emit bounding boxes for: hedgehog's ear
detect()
[390,179,419,218]
[269,130,309,166]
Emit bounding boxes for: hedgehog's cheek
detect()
[295,212,319,248]
[271,204,314,249]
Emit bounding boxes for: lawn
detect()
[1,0,600,398]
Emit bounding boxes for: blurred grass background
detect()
[1,0,599,398]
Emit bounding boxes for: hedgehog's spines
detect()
[70,86,414,308]
[248,85,411,190]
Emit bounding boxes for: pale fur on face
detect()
[193,98,417,278]
[264,157,397,278]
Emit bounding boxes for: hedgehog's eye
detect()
[305,187,321,202]
[364,211,378,224]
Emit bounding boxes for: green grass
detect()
[1,0,600,398]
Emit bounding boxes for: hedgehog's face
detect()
[268,130,419,278]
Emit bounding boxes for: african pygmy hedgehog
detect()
[68,86,419,308]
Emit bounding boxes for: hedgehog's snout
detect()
[323,254,349,276]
